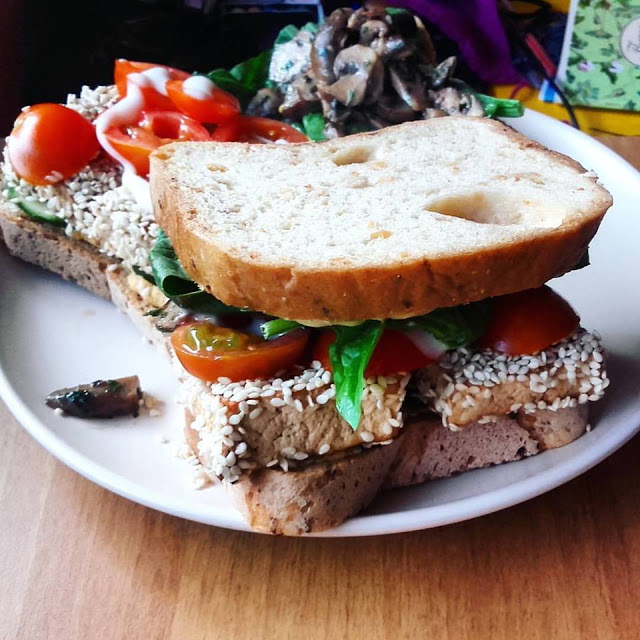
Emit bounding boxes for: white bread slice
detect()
[150,117,612,323]
[0,204,592,535]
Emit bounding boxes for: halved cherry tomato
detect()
[171,322,309,382]
[114,59,190,110]
[7,104,100,186]
[210,116,308,143]
[313,330,437,377]
[166,78,240,125]
[103,110,210,176]
[476,286,579,355]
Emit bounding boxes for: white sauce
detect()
[122,169,153,213]
[93,67,172,172]
[182,75,215,101]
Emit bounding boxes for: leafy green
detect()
[207,50,272,108]
[259,301,491,428]
[385,7,411,15]
[206,22,317,108]
[330,322,385,430]
[300,113,326,141]
[148,230,244,314]
[390,300,492,349]
[7,187,66,227]
[261,318,304,339]
[477,94,525,118]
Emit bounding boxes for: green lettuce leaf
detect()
[390,300,492,349]
[300,113,326,141]
[330,321,385,430]
[148,230,244,314]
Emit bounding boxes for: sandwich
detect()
[0,8,612,535]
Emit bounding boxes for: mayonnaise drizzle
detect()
[93,67,172,172]
[182,75,216,101]
[93,67,172,210]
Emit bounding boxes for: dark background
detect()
[1,0,473,134]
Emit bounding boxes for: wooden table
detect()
[1,136,639,640]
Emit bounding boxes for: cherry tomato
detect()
[166,78,240,125]
[7,104,99,186]
[313,330,436,377]
[103,110,210,176]
[171,322,309,382]
[210,116,308,143]
[114,59,190,110]
[476,286,580,355]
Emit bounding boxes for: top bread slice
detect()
[150,117,612,323]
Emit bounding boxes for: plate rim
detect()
[2,108,639,537]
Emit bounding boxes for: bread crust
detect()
[151,119,612,322]
[0,204,117,299]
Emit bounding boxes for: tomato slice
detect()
[171,322,309,382]
[103,110,210,176]
[476,286,580,355]
[166,78,240,125]
[313,329,437,377]
[7,103,100,186]
[114,59,190,110]
[211,116,308,143]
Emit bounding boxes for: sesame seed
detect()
[360,431,375,443]
[270,397,286,407]
[318,444,331,455]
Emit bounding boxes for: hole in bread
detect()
[331,146,374,166]
[425,191,566,227]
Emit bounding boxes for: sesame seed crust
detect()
[1,86,158,272]
[178,363,409,484]
[417,329,608,429]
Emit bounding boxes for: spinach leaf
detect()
[391,300,491,349]
[477,93,524,118]
[7,187,66,227]
[148,230,245,314]
[261,318,303,339]
[206,69,256,107]
[330,321,384,430]
[207,22,318,107]
[207,50,272,108]
[301,113,326,141]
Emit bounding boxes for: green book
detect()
[557,0,640,112]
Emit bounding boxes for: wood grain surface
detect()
[1,136,639,640]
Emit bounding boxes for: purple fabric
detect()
[391,0,522,85]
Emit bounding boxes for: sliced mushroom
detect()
[428,86,485,116]
[371,34,412,60]
[414,16,436,65]
[421,56,457,90]
[359,19,389,47]
[323,45,383,107]
[279,74,319,119]
[247,87,283,118]
[389,63,427,111]
[311,8,353,85]
[422,107,447,119]
[269,29,314,84]
[347,7,388,31]
[46,376,142,419]
[374,96,418,124]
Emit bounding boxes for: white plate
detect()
[1,110,640,537]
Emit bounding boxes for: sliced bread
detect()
[150,117,612,323]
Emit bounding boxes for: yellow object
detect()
[493,85,640,136]
[497,0,640,135]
